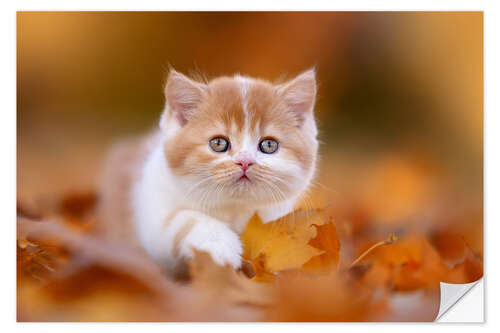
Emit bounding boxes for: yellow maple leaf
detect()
[241,209,328,280]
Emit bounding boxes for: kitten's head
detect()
[161,69,318,209]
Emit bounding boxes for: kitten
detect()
[98,69,319,276]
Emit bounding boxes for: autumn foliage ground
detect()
[17,154,483,322]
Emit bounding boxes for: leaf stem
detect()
[349,233,397,269]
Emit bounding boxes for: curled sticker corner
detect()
[435,278,482,321]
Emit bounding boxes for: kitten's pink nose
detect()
[235,158,254,172]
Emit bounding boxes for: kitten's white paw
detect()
[179,220,243,269]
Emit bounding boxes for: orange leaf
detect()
[360,234,448,291]
[445,247,483,284]
[302,220,341,274]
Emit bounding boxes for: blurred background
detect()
[17,12,483,255]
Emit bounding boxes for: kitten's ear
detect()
[162,70,206,127]
[276,69,317,125]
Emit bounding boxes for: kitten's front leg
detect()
[164,210,243,269]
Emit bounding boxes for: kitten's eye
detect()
[259,139,279,154]
[209,137,230,152]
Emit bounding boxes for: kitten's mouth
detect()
[237,174,251,182]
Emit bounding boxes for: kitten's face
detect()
[162,70,318,208]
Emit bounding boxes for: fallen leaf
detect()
[359,234,449,291]
[241,209,327,279]
[17,218,178,298]
[302,219,341,273]
[430,230,467,267]
[246,254,277,282]
[445,247,483,284]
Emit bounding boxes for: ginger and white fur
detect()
[99,69,319,276]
